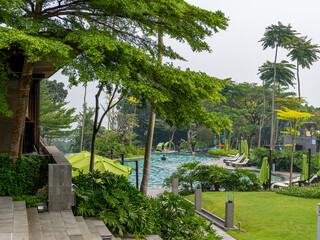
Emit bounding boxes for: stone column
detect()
[195,188,202,211]
[172,177,178,195]
[225,195,234,229]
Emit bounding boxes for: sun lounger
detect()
[232,158,250,167]
[223,153,240,163]
[225,154,245,165]
[272,176,305,188]
[297,174,319,186]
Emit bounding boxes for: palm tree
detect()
[258,60,296,147]
[259,22,297,150]
[286,36,320,102]
[258,60,296,89]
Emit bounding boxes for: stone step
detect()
[27,207,43,240]
[84,217,113,240]
[13,201,29,239]
[75,216,100,240]
[0,197,14,240]
[39,212,55,240]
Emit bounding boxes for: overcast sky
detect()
[52,0,320,112]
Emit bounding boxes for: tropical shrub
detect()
[194,141,207,149]
[274,184,320,198]
[249,147,319,173]
[96,134,144,158]
[163,162,261,194]
[208,149,238,156]
[72,171,222,239]
[0,154,50,196]
[151,192,221,240]
[221,168,261,192]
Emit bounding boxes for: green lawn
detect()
[185,192,319,240]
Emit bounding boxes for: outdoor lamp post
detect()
[225,194,234,228]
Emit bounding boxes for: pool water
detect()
[124,153,219,189]
[124,153,284,189]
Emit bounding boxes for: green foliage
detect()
[13,194,48,208]
[163,162,261,194]
[152,193,221,240]
[274,184,320,198]
[0,53,13,117]
[73,171,154,238]
[96,131,144,158]
[40,81,77,145]
[250,147,320,174]
[72,171,222,239]
[194,141,207,149]
[0,154,50,196]
[258,60,296,89]
[208,149,238,156]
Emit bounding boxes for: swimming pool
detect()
[124,153,219,189]
[124,153,284,189]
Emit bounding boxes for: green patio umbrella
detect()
[241,140,249,158]
[301,155,309,181]
[67,151,131,179]
[259,157,270,184]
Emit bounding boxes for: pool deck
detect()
[203,157,301,187]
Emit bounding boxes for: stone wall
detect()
[46,146,73,211]
[283,135,317,154]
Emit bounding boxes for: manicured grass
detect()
[185,192,319,240]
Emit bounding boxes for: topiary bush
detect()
[0,154,50,196]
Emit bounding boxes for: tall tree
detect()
[258,59,296,147]
[259,22,297,150]
[40,81,77,145]
[286,36,320,102]
[277,98,313,185]
[0,0,229,160]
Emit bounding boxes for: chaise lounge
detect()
[232,157,250,167]
[225,153,245,166]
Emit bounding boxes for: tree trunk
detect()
[289,123,297,186]
[140,107,156,194]
[140,30,163,195]
[89,84,121,172]
[169,127,176,149]
[80,84,87,152]
[89,86,103,172]
[258,82,266,148]
[9,57,34,162]
[270,46,278,151]
[297,61,301,103]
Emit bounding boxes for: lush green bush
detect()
[274,184,320,198]
[208,149,238,156]
[151,192,221,240]
[194,141,207,149]
[73,171,221,239]
[96,134,144,158]
[13,194,48,208]
[163,162,261,194]
[0,154,50,196]
[249,147,319,173]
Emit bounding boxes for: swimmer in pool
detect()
[161,155,167,160]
